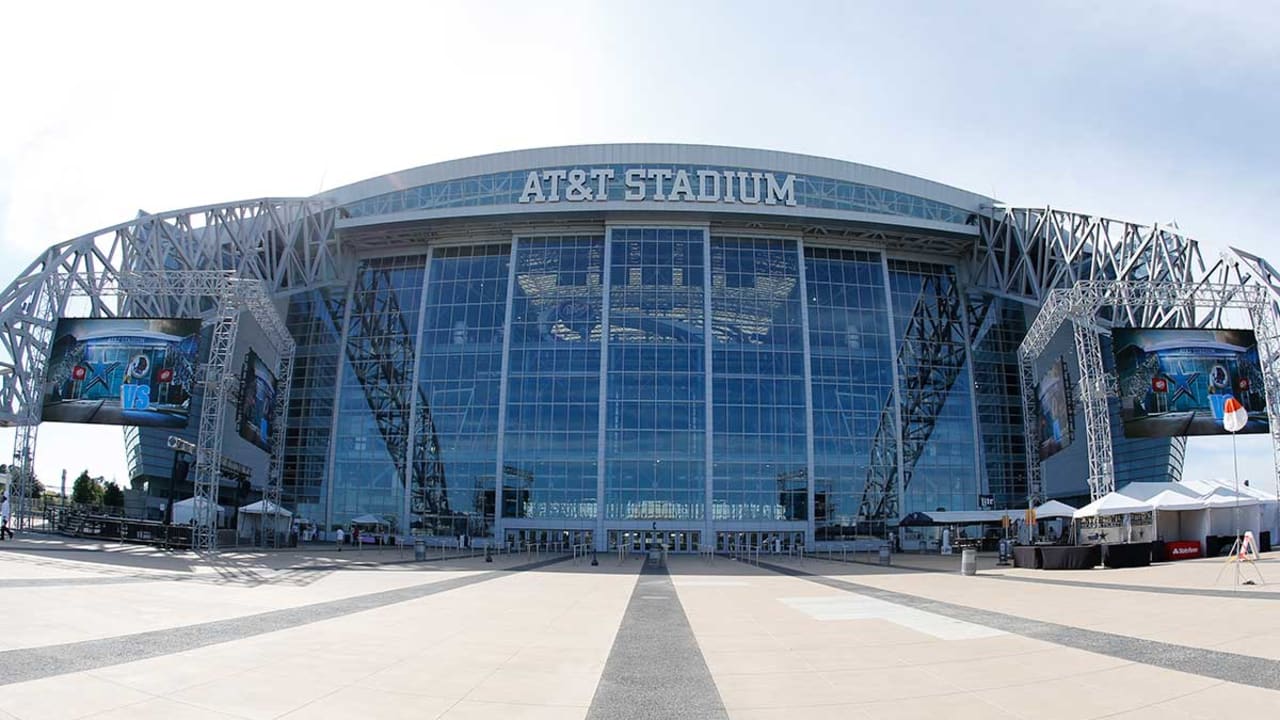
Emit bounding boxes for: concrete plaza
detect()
[1,537,1278,719]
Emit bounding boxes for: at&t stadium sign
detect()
[519,167,798,207]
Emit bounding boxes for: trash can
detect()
[414,539,426,561]
[960,546,977,576]
[878,543,891,566]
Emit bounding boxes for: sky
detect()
[1,1,1278,498]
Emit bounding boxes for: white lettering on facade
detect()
[624,169,646,200]
[518,167,799,207]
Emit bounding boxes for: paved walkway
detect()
[2,536,1279,718]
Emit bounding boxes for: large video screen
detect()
[42,318,201,428]
[1037,358,1072,460]
[237,348,278,452]
[1113,327,1269,437]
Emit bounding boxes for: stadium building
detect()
[2,144,1278,551]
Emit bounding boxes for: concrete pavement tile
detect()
[172,669,336,720]
[277,685,455,720]
[729,705,874,720]
[79,698,246,720]
[856,693,1024,720]
[357,665,496,700]
[465,668,600,707]
[714,672,847,710]
[439,700,588,719]
[973,677,1149,720]
[0,674,152,720]
[1077,664,1221,708]
[818,665,964,703]
[504,646,608,675]
[1152,681,1280,717]
[702,649,816,675]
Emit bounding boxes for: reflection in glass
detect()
[805,248,896,539]
[710,237,807,521]
[331,256,427,531]
[503,236,604,520]
[605,228,706,520]
[414,245,510,537]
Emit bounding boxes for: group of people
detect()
[332,526,393,551]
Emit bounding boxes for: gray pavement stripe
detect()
[756,559,1280,692]
[0,555,570,687]
[586,561,729,720]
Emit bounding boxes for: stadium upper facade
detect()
[2,144,1277,550]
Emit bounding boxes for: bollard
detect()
[960,546,977,576]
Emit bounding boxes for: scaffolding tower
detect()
[1018,279,1280,505]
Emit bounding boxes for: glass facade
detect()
[304,227,993,546]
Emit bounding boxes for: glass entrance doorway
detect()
[716,531,804,553]
[606,529,702,553]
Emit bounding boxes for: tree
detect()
[102,480,124,508]
[71,470,104,505]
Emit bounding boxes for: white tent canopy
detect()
[1144,490,1208,511]
[1034,500,1077,518]
[1073,492,1152,519]
[350,513,389,526]
[238,500,293,517]
[171,497,224,525]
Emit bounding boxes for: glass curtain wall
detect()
[331,255,427,531]
[413,245,511,538]
[503,236,604,522]
[282,287,348,523]
[710,237,807,522]
[887,259,979,514]
[805,248,897,539]
[605,228,706,522]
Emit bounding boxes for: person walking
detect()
[1,494,12,541]
[335,526,344,552]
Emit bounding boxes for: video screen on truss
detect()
[237,348,277,453]
[1037,358,1072,461]
[42,317,201,428]
[1113,327,1269,438]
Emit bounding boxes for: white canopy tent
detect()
[237,500,293,540]
[1034,500,1076,518]
[171,497,225,526]
[1074,492,1153,545]
[1073,492,1152,519]
[350,513,389,527]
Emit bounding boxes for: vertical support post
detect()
[1072,321,1115,500]
[262,337,295,547]
[192,284,242,552]
[1017,353,1042,506]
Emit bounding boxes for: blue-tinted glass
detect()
[710,237,807,521]
[888,260,979,516]
[331,255,427,531]
[605,228,706,520]
[502,236,604,521]
[413,245,511,538]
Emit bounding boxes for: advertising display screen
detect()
[1037,358,1072,460]
[237,348,278,452]
[42,318,201,428]
[1113,327,1269,437]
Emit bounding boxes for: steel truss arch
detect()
[0,198,342,544]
